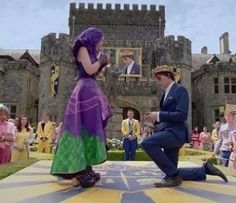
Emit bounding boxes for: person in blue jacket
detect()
[142,65,227,187]
[121,50,141,75]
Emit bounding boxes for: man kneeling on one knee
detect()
[142,65,228,188]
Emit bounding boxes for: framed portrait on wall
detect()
[101,47,142,77]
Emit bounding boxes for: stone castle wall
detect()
[0,60,39,123]
[39,33,76,122]
[192,62,236,129]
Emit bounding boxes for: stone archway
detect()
[116,97,142,121]
[106,96,157,139]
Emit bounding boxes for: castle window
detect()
[214,108,220,122]
[224,77,236,94]
[231,78,236,93]
[4,104,17,119]
[224,77,230,93]
[213,77,219,94]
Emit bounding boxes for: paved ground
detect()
[0,161,236,203]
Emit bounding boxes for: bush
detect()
[107,150,151,161]
[202,156,218,165]
[29,145,38,152]
[185,148,207,156]
[107,138,123,150]
[107,148,205,161]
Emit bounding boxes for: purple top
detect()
[76,61,96,80]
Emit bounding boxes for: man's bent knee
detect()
[141,139,150,150]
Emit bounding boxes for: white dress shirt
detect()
[156,81,175,122]
[163,81,175,102]
[126,61,134,74]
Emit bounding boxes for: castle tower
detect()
[155,35,192,129]
[39,33,76,122]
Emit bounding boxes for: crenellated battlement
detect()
[156,35,191,47]
[70,3,163,11]
[69,2,165,36]
[40,33,72,63]
[155,35,192,66]
[41,33,70,43]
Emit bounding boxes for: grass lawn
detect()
[0,151,55,180]
[0,158,38,180]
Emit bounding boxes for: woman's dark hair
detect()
[17,115,30,132]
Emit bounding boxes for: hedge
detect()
[108,148,206,161]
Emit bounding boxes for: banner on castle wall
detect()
[173,67,181,83]
[101,47,142,77]
[50,65,59,98]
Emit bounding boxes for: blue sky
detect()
[0,0,235,54]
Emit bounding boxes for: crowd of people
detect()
[0,103,152,165]
[0,105,62,165]
[191,111,236,170]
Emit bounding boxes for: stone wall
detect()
[0,59,39,123]
[192,62,236,129]
[39,33,76,123]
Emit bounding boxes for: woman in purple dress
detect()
[51,27,112,187]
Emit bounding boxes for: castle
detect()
[39,3,192,138]
[1,3,236,135]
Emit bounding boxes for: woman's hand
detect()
[97,53,110,74]
[98,53,109,67]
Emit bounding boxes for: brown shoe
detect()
[154,176,182,188]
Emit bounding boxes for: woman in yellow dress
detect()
[11,116,33,162]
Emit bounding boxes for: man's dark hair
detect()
[157,71,175,81]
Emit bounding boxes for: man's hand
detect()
[40,137,48,142]
[144,112,158,122]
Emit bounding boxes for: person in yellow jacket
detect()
[121,109,140,160]
[36,113,54,153]
[12,116,33,162]
[211,121,221,151]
